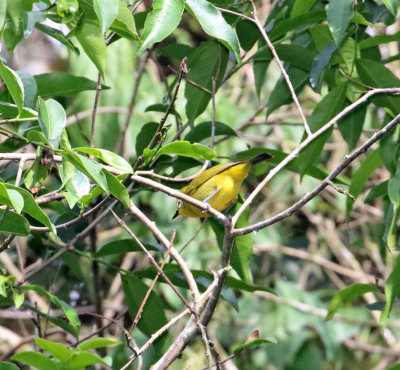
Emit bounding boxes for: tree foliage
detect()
[1,0,400,368]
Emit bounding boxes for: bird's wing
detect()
[183,162,241,196]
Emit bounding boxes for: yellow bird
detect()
[173,153,272,218]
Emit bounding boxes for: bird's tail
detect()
[248,152,273,166]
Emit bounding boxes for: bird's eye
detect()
[177,200,182,208]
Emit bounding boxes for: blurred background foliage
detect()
[1,0,400,368]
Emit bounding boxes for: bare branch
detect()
[128,201,201,301]
[233,111,400,236]
[90,73,102,149]
[249,0,312,136]
[232,88,400,227]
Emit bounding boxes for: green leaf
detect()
[101,168,130,208]
[0,102,38,121]
[298,83,348,176]
[325,283,380,321]
[381,256,400,328]
[109,0,138,41]
[35,337,72,363]
[12,289,24,308]
[144,104,181,118]
[57,0,79,21]
[310,42,337,91]
[0,362,20,370]
[27,129,49,145]
[159,43,195,60]
[233,209,253,282]
[61,150,109,192]
[0,1,6,30]
[0,102,37,120]
[95,239,160,257]
[253,60,270,98]
[267,66,309,115]
[269,10,326,41]
[327,0,354,45]
[35,72,109,98]
[74,147,133,173]
[184,121,237,143]
[156,141,216,160]
[252,44,316,72]
[20,285,81,329]
[25,303,79,338]
[24,156,51,190]
[0,275,8,297]
[356,59,400,114]
[138,0,184,53]
[75,2,106,79]
[121,274,168,351]
[380,118,397,173]
[309,24,334,51]
[77,337,121,350]
[184,41,228,123]
[0,60,24,114]
[337,102,367,150]
[0,209,29,236]
[135,122,158,156]
[93,0,119,34]
[366,180,388,203]
[3,9,24,53]
[6,189,24,214]
[236,19,259,52]
[389,158,400,206]
[61,150,130,207]
[35,23,79,54]
[290,0,317,18]
[18,71,37,109]
[185,0,240,62]
[232,337,277,354]
[69,351,107,368]
[38,98,66,148]
[346,150,382,218]
[11,351,57,370]
[359,32,400,50]
[0,183,55,233]
[382,0,399,16]
[62,168,91,209]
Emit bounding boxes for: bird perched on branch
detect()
[173,153,272,218]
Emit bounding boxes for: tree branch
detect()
[232,87,400,227]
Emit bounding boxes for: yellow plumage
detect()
[174,153,272,218]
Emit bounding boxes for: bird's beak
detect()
[172,210,179,219]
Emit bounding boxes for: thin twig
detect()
[15,158,26,187]
[211,77,217,149]
[249,0,312,136]
[232,111,400,236]
[128,201,201,301]
[90,74,102,149]
[128,230,175,333]
[255,244,383,286]
[217,4,311,135]
[66,106,129,126]
[118,52,149,156]
[129,268,226,366]
[75,308,128,345]
[232,87,400,227]
[147,57,188,151]
[0,234,16,254]
[112,208,195,308]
